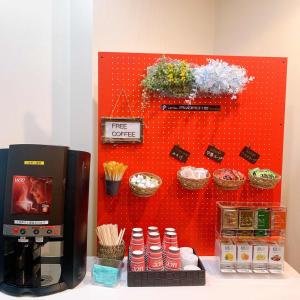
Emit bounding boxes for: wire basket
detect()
[177,170,210,190]
[97,241,125,260]
[213,169,246,190]
[129,172,162,197]
[249,170,281,189]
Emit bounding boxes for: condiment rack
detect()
[216,201,286,274]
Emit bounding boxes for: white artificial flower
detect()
[193,59,253,100]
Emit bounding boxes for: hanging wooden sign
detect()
[204,145,225,163]
[240,146,260,164]
[170,145,190,162]
[101,117,144,144]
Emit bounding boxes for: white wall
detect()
[93,0,216,54]
[69,0,94,256]
[0,0,72,146]
[214,0,300,272]
[0,0,55,145]
[0,0,95,254]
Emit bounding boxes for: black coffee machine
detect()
[0,144,90,296]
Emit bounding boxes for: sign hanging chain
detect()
[110,88,134,118]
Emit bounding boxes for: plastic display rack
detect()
[216,201,286,274]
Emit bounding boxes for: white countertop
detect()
[2,256,300,299]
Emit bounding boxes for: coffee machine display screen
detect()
[12,175,53,214]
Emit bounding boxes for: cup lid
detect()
[166,232,177,237]
[132,233,143,238]
[180,247,193,253]
[132,250,144,256]
[148,226,158,231]
[149,231,159,237]
[149,245,161,251]
[169,246,179,252]
[165,227,176,232]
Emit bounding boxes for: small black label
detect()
[161,104,221,111]
[240,146,260,164]
[170,145,190,163]
[204,145,225,163]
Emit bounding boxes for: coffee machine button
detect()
[33,229,39,235]
[46,229,52,234]
[20,229,26,235]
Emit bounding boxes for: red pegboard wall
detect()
[98,52,287,255]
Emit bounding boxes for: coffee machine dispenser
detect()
[0,144,90,296]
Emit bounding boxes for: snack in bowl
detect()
[177,166,210,190]
[213,168,246,190]
[217,169,245,181]
[129,172,162,197]
[130,174,159,189]
[180,166,208,180]
[249,167,281,189]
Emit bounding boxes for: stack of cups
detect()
[165,246,181,271]
[180,247,199,270]
[148,245,164,271]
[146,226,159,259]
[131,226,192,272]
[131,250,145,272]
[162,229,177,251]
[163,229,178,261]
[147,232,161,249]
[130,227,143,247]
[129,228,145,260]
[162,228,177,263]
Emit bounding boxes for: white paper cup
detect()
[180,247,193,256]
[183,265,200,270]
[181,253,199,267]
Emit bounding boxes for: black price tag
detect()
[161,104,221,111]
[204,145,225,163]
[170,145,190,163]
[240,146,260,164]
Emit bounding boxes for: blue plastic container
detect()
[92,258,123,287]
